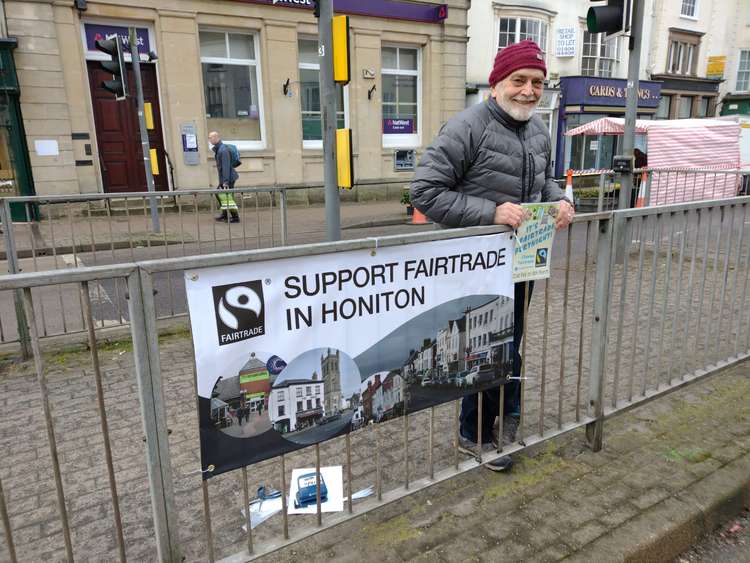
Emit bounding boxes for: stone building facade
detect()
[4,0,468,200]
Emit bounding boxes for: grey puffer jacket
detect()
[410,97,565,228]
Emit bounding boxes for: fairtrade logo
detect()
[535,248,548,268]
[212,281,266,345]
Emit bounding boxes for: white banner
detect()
[185,233,515,475]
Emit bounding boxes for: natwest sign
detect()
[234,0,448,23]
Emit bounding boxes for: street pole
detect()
[317,0,341,241]
[618,0,643,210]
[129,28,160,233]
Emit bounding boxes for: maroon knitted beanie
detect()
[488,40,547,86]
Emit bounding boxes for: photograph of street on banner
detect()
[356,293,515,422]
[208,294,514,445]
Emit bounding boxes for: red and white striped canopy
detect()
[565,117,650,136]
[565,117,742,205]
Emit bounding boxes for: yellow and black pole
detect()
[333,14,353,190]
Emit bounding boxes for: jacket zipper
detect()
[516,129,528,203]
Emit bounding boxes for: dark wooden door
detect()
[88,61,168,193]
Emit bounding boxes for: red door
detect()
[88,61,169,193]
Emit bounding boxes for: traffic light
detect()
[95,34,128,100]
[587,0,631,38]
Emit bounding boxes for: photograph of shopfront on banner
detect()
[185,233,515,477]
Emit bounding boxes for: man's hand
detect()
[493,202,526,229]
[555,200,575,230]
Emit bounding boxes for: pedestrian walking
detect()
[410,40,575,472]
[208,131,240,223]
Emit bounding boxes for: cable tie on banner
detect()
[368,237,380,256]
[182,464,215,478]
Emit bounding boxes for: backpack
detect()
[225,143,241,168]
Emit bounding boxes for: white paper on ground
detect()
[241,484,373,531]
[288,466,344,515]
[240,496,284,530]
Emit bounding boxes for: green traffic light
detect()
[586,8,598,33]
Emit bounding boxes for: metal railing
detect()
[0,196,747,562]
[0,188,292,347]
[571,167,750,213]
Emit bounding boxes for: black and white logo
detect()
[212,281,265,345]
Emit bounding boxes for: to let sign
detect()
[555,27,576,57]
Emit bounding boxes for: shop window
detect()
[681,0,697,18]
[497,17,548,55]
[656,95,671,119]
[678,96,693,118]
[565,113,617,170]
[696,97,710,117]
[298,38,347,149]
[582,31,619,78]
[737,50,750,91]
[382,45,420,148]
[666,30,700,76]
[200,30,265,150]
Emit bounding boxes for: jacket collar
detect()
[486,96,530,131]
[212,140,223,153]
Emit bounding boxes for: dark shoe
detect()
[215,213,228,222]
[486,455,513,472]
[458,432,494,458]
[229,213,240,223]
[503,416,519,445]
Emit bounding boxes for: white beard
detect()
[496,95,539,121]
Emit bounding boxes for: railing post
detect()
[586,213,616,451]
[0,199,31,358]
[597,173,606,212]
[279,187,288,246]
[127,268,181,562]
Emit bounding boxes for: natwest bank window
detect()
[382,45,420,147]
[200,30,265,150]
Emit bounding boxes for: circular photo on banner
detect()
[269,348,361,446]
[208,351,287,439]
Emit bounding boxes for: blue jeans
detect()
[459,281,533,443]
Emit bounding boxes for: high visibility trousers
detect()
[217,191,238,211]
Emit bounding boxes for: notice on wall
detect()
[185,234,515,477]
[34,140,59,156]
[555,26,576,57]
[513,203,559,282]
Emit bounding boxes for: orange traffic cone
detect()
[635,171,648,208]
[565,169,574,202]
[411,207,429,225]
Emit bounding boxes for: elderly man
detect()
[208,131,240,223]
[410,40,574,472]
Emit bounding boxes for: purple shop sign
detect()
[84,24,151,55]
[236,0,447,23]
[383,118,414,134]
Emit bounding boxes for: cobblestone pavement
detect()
[0,207,749,561]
